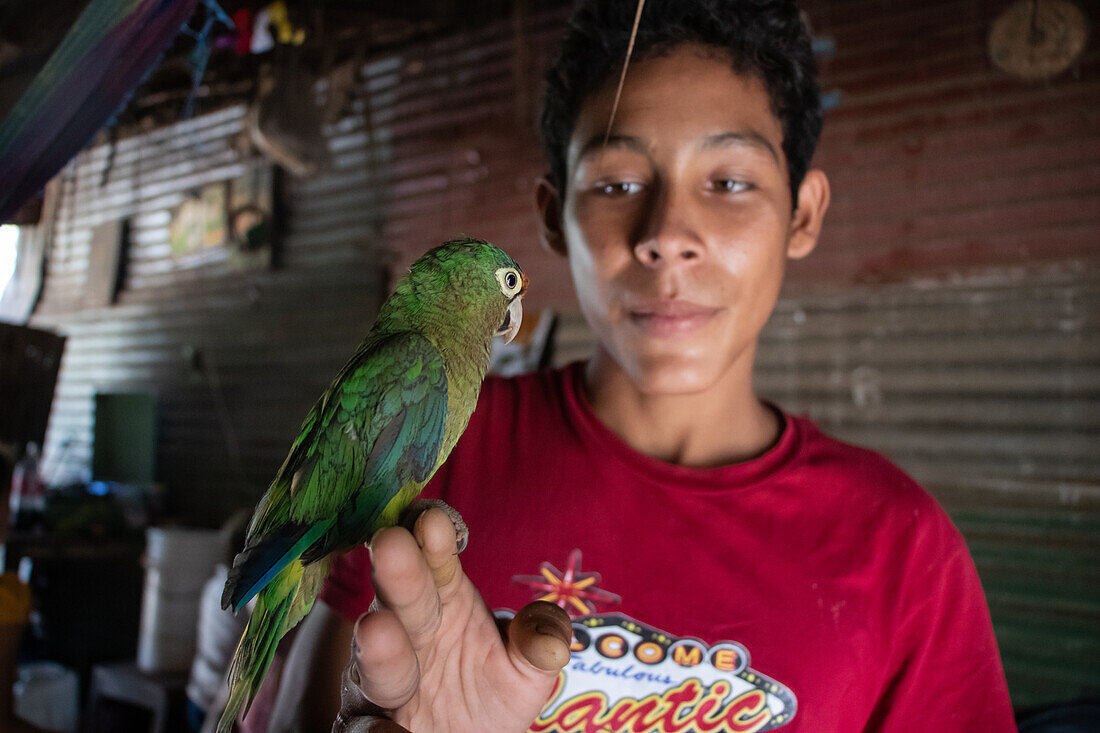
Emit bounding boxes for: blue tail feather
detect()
[222,519,334,613]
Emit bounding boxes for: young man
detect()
[290,1,1017,731]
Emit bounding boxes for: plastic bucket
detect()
[14,661,79,732]
[136,527,222,672]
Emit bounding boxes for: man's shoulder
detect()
[787,413,952,527]
[792,414,914,483]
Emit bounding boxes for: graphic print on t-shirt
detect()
[511,550,797,732]
[513,548,622,615]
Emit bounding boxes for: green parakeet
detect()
[216,237,527,732]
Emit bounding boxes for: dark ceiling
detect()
[0,0,517,133]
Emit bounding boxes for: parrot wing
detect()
[223,332,448,612]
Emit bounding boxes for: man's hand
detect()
[333,507,571,733]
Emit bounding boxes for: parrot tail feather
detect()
[216,561,301,733]
[216,669,252,733]
[223,518,333,613]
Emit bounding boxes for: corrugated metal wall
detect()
[26,0,1098,709]
[30,6,573,520]
[785,0,1100,707]
[31,105,390,521]
[797,0,1099,284]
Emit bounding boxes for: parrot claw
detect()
[401,499,470,554]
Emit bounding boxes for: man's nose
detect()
[632,188,704,267]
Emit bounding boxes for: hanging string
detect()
[601,0,647,149]
[181,0,235,118]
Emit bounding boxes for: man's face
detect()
[547,44,820,395]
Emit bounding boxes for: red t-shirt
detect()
[321,363,1015,732]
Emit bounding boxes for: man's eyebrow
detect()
[576,133,649,160]
[702,131,780,162]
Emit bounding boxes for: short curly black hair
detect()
[539,0,822,207]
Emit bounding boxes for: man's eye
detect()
[710,179,751,193]
[598,181,642,196]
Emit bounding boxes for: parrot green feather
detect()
[216,238,525,733]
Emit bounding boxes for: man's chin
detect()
[622,352,721,397]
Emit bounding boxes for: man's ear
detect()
[787,169,830,260]
[535,177,567,257]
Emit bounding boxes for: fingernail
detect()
[524,601,571,641]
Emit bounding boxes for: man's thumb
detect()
[507,601,571,673]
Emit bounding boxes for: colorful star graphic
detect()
[513,548,621,617]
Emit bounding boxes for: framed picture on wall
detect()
[168,183,228,263]
[226,161,279,271]
[167,161,279,271]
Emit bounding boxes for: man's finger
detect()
[351,609,420,710]
[369,526,444,648]
[413,507,463,589]
[506,601,572,674]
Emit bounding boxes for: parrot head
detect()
[398,237,528,345]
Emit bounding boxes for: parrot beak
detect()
[497,296,524,343]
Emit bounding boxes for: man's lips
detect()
[627,301,722,337]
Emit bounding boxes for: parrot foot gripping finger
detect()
[399,499,469,554]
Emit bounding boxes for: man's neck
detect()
[583,350,780,469]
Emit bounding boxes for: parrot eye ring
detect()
[495,267,523,297]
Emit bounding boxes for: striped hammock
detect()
[0,0,200,222]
